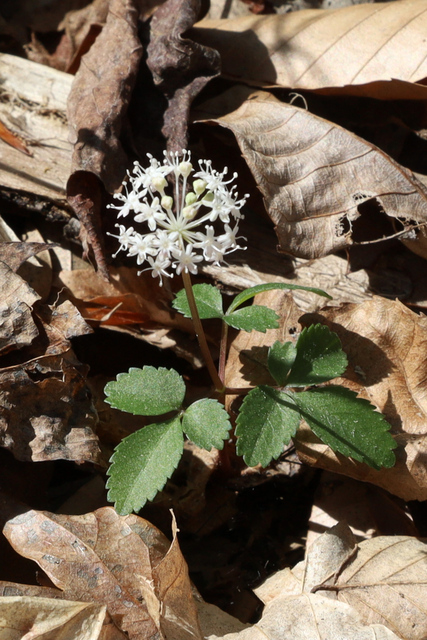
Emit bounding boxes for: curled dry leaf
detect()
[206,523,402,640]
[3,507,202,640]
[0,253,99,462]
[67,0,143,277]
[203,90,427,260]
[191,0,427,99]
[0,597,106,640]
[0,261,40,356]
[147,0,220,152]
[294,296,427,501]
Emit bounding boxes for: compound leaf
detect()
[236,386,301,467]
[293,386,396,469]
[104,366,185,415]
[224,305,279,332]
[107,417,184,514]
[182,399,232,450]
[227,282,331,314]
[173,283,224,319]
[286,324,348,387]
[268,340,298,385]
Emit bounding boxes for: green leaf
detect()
[235,386,301,467]
[172,283,224,319]
[106,417,184,514]
[224,306,279,332]
[286,324,348,387]
[182,399,232,450]
[268,341,297,385]
[227,282,332,314]
[104,366,185,415]
[293,386,396,469]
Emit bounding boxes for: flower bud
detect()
[161,195,173,210]
[193,179,206,195]
[152,176,167,194]
[182,205,196,220]
[178,161,193,177]
[185,191,198,205]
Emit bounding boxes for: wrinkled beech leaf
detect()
[293,386,396,469]
[192,0,427,96]
[107,417,184,514]
[236,386,300,467]
[286,324,348,387]
[224,305,279,332]
[3,507,202,640]
[227,282,332,314]
[207,92,427,260]
[268,340,297,386]
[104,366,185,415]
[182,399,231,450]
[173,283,223,319]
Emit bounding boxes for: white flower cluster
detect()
[108,150,247,284]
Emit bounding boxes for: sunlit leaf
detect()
[173,283,224,319]
[236,386,300,467]
[293,386,396,469]
[107,417,184,514]
[224,305,279,332]
[227,282,331,314]
[182,399,232,450]
[104,366,185,415]
[286,324,348,387]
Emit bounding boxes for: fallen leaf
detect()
[0,596,106,640]
[203,89,427,259]
[306,471,417,548]
[66,0,143,277]
[0,261,41,356]
[333,535,427,639]
[147,0,220,152]
[0,242,53,275]
[207,523,402,640]
[294,296,427,501]
[191,0,427,99]
[3,507,203,640]
[0,255,99,462]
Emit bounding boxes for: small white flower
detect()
[173,244,204,275]
[108,150,248,284]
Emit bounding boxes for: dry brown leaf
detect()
[56,264,193,335]
[206,524,401,640]
[202,89,427,260]
[246,522,427,640]
[3,507,202,640]
[294,296,427,501]
[0,596,106,640]
[191,0,427,99]
[0,261,40,356]
[0,259,99,463]
[147,0,220,152]
[334,536,427,639]
[66,0,143,278]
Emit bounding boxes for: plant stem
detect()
[218,320,229,388]
[182,271,224,393]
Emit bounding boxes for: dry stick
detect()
[182,271,224,393]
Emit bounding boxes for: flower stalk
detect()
[182,271,224,393]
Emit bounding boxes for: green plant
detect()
[104,151,396,515]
